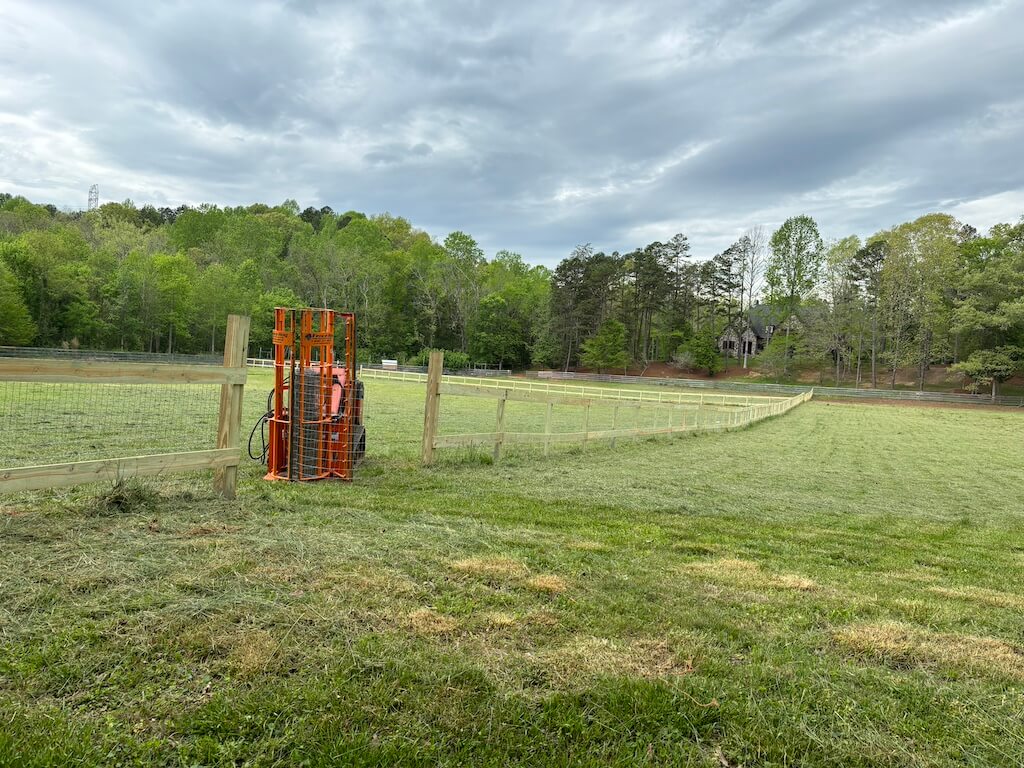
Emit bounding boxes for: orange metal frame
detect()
[265,307,359,481]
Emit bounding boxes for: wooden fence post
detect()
[421,351,443,466]
[544,402,553,457]
[214,314,250,500]
[611,405,619,448]
[493,389,508,462]
[582,401,591,451]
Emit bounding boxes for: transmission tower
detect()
[87,184,99,211]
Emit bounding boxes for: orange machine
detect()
[262,308,364,481]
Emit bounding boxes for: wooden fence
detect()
[0,315,250,497]
[395,353,812,465]
[359,365,784,407]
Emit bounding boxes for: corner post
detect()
[214,314,250,499]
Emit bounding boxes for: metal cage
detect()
[265,308,364,481]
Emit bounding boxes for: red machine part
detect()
[265,308,363,481]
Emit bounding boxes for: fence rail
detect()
[359,366,791,407]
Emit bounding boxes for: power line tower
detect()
[87,184,99,211]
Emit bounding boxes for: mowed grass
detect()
[2,374,1024,766]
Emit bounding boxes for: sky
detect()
[1,0,1023,265]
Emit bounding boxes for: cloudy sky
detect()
[2,1,1022,264]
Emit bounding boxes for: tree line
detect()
[0,192,1021,394]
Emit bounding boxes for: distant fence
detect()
[399,353,812,465]
[0,316,250,497]
[526,371,1024,407]
[1,346,223,365]
[359,366,787,407]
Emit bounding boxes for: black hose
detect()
[247,409,272,462]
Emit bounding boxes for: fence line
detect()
[525,370,1024,407]
[1,316,250,498]
[359,366,787,407]
[412,354,812,464]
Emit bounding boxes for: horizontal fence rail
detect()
[0,346,224,366]
[356,365,1023,407]
[359,366,789,407]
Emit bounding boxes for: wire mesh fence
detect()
[361,366,812,464]
[428,387,811,462]
[0,381,221,468]
[0,317,249,496]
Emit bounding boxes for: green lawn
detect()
[2,376,1023,766]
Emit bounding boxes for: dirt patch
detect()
[525,574,568,594]
[406,608,458,635]
[833,621,1024,679]
[451,557,530,579]
[928,585,1024,610]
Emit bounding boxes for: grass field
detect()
[2,375,1024,766]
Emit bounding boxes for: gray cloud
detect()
[1,0,1022,263]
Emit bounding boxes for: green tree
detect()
[0,260,36,344]
[249,288,302,357]
[580,319,629,373]
[952,347,1020,401]
[766,215,824,373]
[685,329,722,376]
[470,294,522,369]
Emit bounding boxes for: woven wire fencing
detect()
[360,367,812,464]
[0,380,221,468]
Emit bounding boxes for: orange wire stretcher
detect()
[264,308,365,481]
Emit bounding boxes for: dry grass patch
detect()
[184,523,241,536]
[567,540,607,552]
[525,574,568,594]
[483,611,517,628]
[526,609,561,629]
[406,608,459,635]
[683,557,760,575]
[251,564,308,584]
[771,574,819,591]
[317,568,419,597]
[928,585,1024,610]
[451,557,530,579]
[535,636,696,685]
[833,621,1024,680]
[226,629,281,678]
[683,558,818,593]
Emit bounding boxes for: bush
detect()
[409,348,472,371]
[685,331,722,376]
